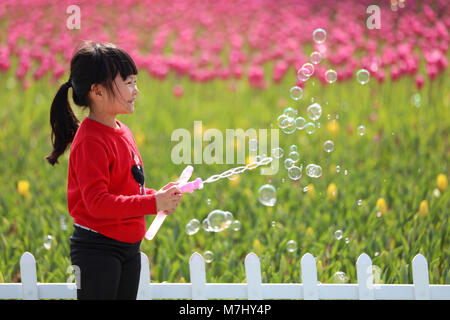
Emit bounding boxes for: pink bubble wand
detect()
[144,156,273,240]
[145,165,202,240]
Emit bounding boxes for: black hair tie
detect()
[65,76,73,88]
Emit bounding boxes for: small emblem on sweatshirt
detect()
[131,151,145,195]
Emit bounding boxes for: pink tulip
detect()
[173,85,183,98]
[375,70,385,84]
[0,0,447,88]
[415,74,425,90]
[426,64,438,80]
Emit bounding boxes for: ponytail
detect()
[45,80,80,166]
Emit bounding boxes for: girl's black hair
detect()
[46,41,138,165]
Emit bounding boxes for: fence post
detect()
[137,252,152,300]
[301,253,319,300]
[189,252,206,300]
[245,252,263,300]
[412,254,431,300]
[356,253,375,300]
[20,252,38,300]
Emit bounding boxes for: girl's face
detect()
[107,73,139,114]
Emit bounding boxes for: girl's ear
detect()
[90,83,103,97]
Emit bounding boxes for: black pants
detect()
[69,225,142,300]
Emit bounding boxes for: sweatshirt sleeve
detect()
[73,139,158,219]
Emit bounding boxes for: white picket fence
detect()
[0,251,449,300]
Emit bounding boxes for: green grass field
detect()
[0,56,448,286]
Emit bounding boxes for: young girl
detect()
[46,40,183,300]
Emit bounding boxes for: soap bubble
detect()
[288,166,302,180]
[304,122,316,134]
[288,151,300,162]
[204,250,214,263]
[411,93,421,108]
[310,51,322,64]
[284,158,295,169]
[307,103,322,121]
[357,125,366,136]
[324,140,334,153]
[205,210,234,232]
[231,220,241,231]
[325,69,337,83]
[271,221,279,228]
[44,235,54,250]
[286,240,297,252]
[306,164,322,178]
[258,184,277,206]
[272,147,284,158]
[433,188,441,198]
[277,114,289,129]
[334,230,343,240]
[356,69,370,84]
[281,117,296,134]
[60,216,67,230]
[249,139,258,152]
[290,86,303,100]
[185,219,200,235]
[333,271,348,283]
[372,265,382,284]
[202,218,211,232]
[289,145,298,152]
[297,67,310,82]
[295,116,306,130]
[301,63,314,77]
[283,107,298,118]
[313,28,327,43]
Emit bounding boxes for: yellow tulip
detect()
[437,174,448,192]
[376,197,387,215]
[245,155,256,165]
[135,131,145,147]
[327,183,338,200]
[317,260,323,273]
[17,180,30,196]
[228,174,241,186]
[307,184,315,197]
[243,188,252,198]
[253,239,261,255]
[418,200,429,216]
[327,120,339,136]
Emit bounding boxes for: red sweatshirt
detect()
[67,116,158,243]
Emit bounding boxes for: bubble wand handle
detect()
[145,166,201,240]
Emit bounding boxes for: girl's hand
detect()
[155,185,183,214]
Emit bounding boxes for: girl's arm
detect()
[72,139,158,220]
